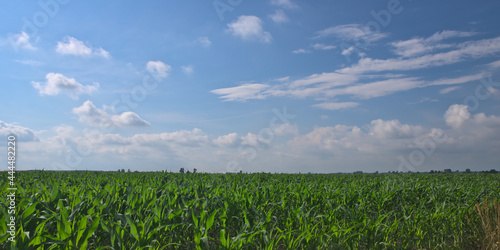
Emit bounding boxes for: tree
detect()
[444,169,452,173]
[193,168,197,174]
[179,168,185,174]
[465,168,471,173]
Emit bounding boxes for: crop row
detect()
[1,171,499,249]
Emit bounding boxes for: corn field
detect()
[1,171,499,249]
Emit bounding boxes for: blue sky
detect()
[1,0,500,173]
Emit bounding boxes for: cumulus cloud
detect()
[444,104,471,128]
[0,121,39,142]
[146,61,171,79]
[227,15,272,43]
[212,133,241,147]
[31,73,99,99]
[132,128,209,147]
[7,32,37,50]
[56,36,110,58]
[6,103,500,173]
[369,119,424,139]
[72,100,150,128]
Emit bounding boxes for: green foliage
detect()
[0,171,499,249]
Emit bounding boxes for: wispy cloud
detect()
[314,23,387,42]
[56,36,110,58]
[14,59,42,66]
[338,36,500,74]
[227,15,272,43]
[292,48,310,54]
[270,0,298,9]
[31,73,99,99]
[210,83,270,102]
[440,86,461,94]
[197,36,211,47]
[312,43,336,50]
[313,102,359,111]
[391,30,477,57]
[181,65,194,75]
[269,9,289,23]
[488,59,500,69]
[428,72,487,86]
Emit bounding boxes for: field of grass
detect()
[1,171,499,249]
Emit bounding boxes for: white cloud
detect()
[0,121,39,142]
[428,72,486,86]
[391,30,476,57]
[407,97,438,104]
[444,104,470,128]
[15,59,42,66]
[270,0,298,9]
[289,72,358,88]
[274,123,299,136]
[312,43,336,50]
[440,86,461,94]
[197,36,211,47]
[210,83,270,102]
[314,24,387,42]
[292,48,310,54]
[72,100,150,128]
[132,128,208,147]
[212,133,241,147]
[269,9,289,23]
[5,32,36,50]
[146,61,171,79]
[488,59,500,69]
[211,73,423,102]
[339,36,500,74]
[181,65,194,75]
[313,102,360,111]
[326,77,424,99]
[31,73,99,99]
[56,36,110,58]
[5,104,500,173]
[369,119,424,139]
[227,15,272,43]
